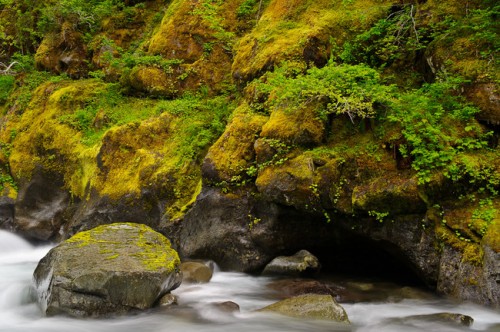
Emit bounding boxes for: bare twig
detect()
[410,5,419,43]
[256,0,264,22]
[0,61,18,75]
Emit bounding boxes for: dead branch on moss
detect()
[0,61,18,75]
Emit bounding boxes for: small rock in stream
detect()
[258,294,350,323]
[211,301,240,313]
[267,279,336,298]
[404,312,474,327]
[262,250,321,277]
[180,261,214,283]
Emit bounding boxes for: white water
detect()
[1,229,499,332]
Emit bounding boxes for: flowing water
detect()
[1,229,499,332]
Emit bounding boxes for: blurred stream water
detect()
[1,230,499,332]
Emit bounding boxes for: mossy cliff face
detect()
[0,77,224,239]
[0,0,498,307]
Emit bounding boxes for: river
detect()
[1,230,499,332]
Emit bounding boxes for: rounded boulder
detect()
[33,223,182,317]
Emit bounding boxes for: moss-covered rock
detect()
[33,222,182,317]
[260,103,326,146]
[352,177,426,215]
[35,23,88,78]
[256,154,320,212]
[232,0,392,84]
[147,0,239,94]
[202,103,268,182]
[127,65,179,97]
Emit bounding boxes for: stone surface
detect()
[267,279,336,298]
[403,313,474,327]
[258,294,350,323]
[178,187,339,272]
[180,261,213,283]
[158,293,178,307]
[211,301,240,313]
[33,223,182,317]
[262,250,321,276]
[14,168,74,242]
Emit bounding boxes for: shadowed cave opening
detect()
[313,236,426,287]
[266,207,428,288]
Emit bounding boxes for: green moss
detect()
[66,223,180,272]
[204,102,268,182]
[436,224,484,265]
[232,0,393,82]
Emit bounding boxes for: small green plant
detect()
[368,210,390,223]
[192,0,235,51]
[247,214,262,230]
[388,74,488,184]
[38,0,124,34]
[340,4,425,68]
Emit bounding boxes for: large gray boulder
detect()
[258,294,350,323]
[32,222,182,317]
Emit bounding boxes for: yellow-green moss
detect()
[483,220,499,252]
[204,103,268,181]
[436,224,484,266]
[232,0,392,81]
[128,66,177,97]
[260,102,325,146]
[66,223,180,272]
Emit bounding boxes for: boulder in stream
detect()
[262,250,321,276]
[32,222,182,317]
[258,294,350,323]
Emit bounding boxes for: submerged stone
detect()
[267,279,336,298]
[32,222,182,317]
[401,312,474,327]
[258,294,350,323]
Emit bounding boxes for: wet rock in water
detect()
[33,223,182,317]
[403,313,474,327]
[258,294,349,323]
[158,293,178,307]
[262,250,321,276]
[267,279,336,298]
[389,286,437,302]
[180,261,213,283]
[211,301,240,313]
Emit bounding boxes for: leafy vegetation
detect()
[389,75,489,184]
[0,75,15,105]
[254,61,394,122]
[340,4,425,68]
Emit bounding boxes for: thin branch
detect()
[0,61,18,75]
[255,0,264,22]
[410,5,419,43]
